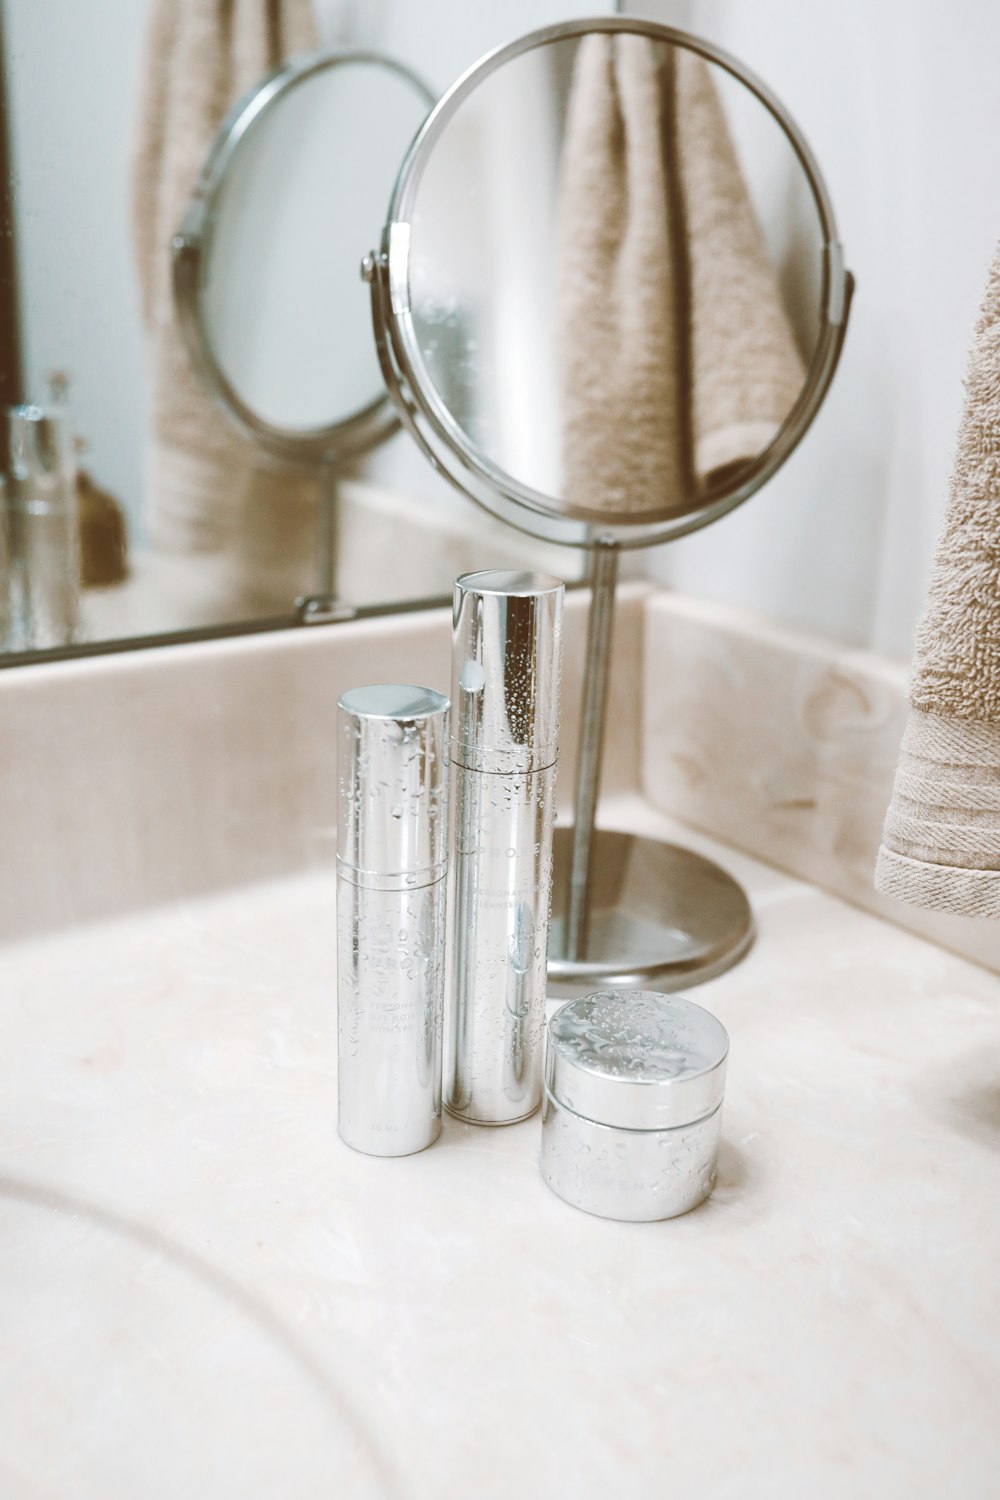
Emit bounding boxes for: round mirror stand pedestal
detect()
[548,830,755,996]
[546,539,754,998]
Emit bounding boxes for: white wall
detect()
[625,0,1000,657]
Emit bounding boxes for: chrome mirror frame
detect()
[173,50,436,467]
[366,15,854,550]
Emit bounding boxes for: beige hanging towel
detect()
[131,0,317,553]
[555,36,804,517]
[875,244,1000,919]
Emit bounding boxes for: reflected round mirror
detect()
[174,52,434,464]
[368,16,853,995]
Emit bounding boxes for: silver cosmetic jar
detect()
[540,991,729,1222]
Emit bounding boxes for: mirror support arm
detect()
[316,464,338,599]
[565,535,620,962]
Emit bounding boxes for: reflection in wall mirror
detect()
[367,16,852,992]
[171,51,436,617]
[0,1,603,664]
[180,55,430,449]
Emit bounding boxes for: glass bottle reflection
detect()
[8,405,80,649]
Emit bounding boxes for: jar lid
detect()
[545,991,729,1131]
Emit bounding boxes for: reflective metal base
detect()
[547,828,754,998]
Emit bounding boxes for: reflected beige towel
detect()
[875,243,1000,919]
[556,36,805,514]
[132,0,317,553]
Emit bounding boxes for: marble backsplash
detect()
[641,593,999,975]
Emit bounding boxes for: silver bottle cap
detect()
[451,570,564,775]
[8,405,73,497]
[545,991,729,1131]
[337,684,450,890]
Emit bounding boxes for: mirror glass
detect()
[403,31,825,524]
[374,21,848,998]
[196,58,431,439]
[1,4,601,663]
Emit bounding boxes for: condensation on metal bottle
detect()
[446,571,564,1126]
[336,684,450,1156]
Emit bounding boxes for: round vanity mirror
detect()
[173,52,435,465]
[371,19,850,547]
[367,17,854,994]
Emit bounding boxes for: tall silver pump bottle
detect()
[337,684,450,1156]
[446,570,564,1126]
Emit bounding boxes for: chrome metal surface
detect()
[540,1090,723,1222]
[294,597,357,626]
[446,572,564,1126]
[316,467,338,599]
[539,989,729,1221]
[336,683,450,1157]
[337,684,450,889]
[548,829,755,996]
[450,569,564,774]
[565,539,618,961]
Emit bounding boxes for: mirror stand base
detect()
[547,827,754,999]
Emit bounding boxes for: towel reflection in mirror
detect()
[131,0,318,557]
[556,34,806,516]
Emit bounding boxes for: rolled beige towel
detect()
[555,35,805,517]
[875,243,1000,919]
[131,0,317,555]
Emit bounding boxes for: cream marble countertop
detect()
[2,793,998,1500]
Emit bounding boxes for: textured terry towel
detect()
[875,244,1000,919]
[555,36,805,515]
[132,0,317,553]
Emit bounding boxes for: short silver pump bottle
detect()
[337,684,450,1156]
[446,570,564,1126]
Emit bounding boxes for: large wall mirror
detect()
[0,1,600,665]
